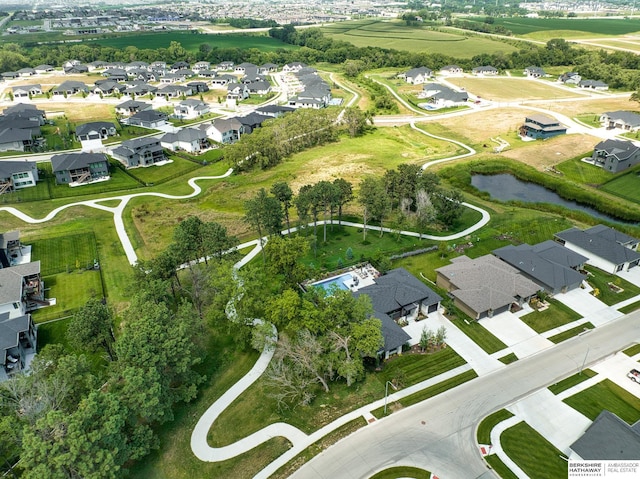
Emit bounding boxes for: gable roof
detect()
[377,311,411,353]
[405,66,432,78]
[0,128,32,144]
[0,160,37,179]
[161,128,207,144]
[586,224,639,246]
[75,122,116,136]
[602,111,640,127]
[51,153,106,172]
[571,410,640,460]
[555,227,640,266]
[0,261,40,305]
[594,139,640,162]
[0,312,31,352]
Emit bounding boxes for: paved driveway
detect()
[590,351,640,399]
[617,267,640,288]
[555,288,622,327]
[480,311,554,358]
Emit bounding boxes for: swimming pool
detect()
[311,273,353,293]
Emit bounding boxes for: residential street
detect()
[290,312,640,479]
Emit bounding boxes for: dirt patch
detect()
[436,108,524,142]
[501,134,598,169]
[533,96,635,117]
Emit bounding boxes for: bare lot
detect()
[445,77,584,102]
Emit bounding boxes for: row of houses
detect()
[0,104,47,153]
[435,225,640,320]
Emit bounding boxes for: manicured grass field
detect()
[563,379,640,424]
[548,369,597,395]
[585,265,640,306]
[0,180,50,203]
[623,344,640,357]
[445,77,583,102]
[320,19,518,57]
[462,16,640,39]
[484,454,519,479]
[555,155,613,186]
[369,466,431,479]
[31,270,104,322]
[89,32,298,53]
[123,156,204,186]
[548,322,595,344]
[501,421,568,479]
[520,299,583,334]
[600,170,640,204]
[477,409,515,444]
[450,316,508,354]
[377,347,467,387]
[30,231,99,276]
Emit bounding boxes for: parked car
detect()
[627,369,640,383]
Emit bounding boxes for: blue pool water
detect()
[312,273,353,293]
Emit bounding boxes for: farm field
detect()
[460,16,640,40]
[89,32,298,52]
[320,20,519,57]
[580,37,640,52]
[444,77,584,102]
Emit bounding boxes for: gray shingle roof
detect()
[75,122,116,137]
[571,411,640,460]
[0,160,36,180]
[51,153,106,173]
[586,224,639,247]
[0,128,32,144]
[0,313,31,352]
[376,311,411,353]
[0,261,40,305]
[603,111,640,127]
[161,128,206,144]
[555,227,640,266]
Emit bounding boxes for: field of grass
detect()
[450,316,508,354]
[32,270,104,322]
[563,378,640,424]
[123,156,204,186]
[600,170,640,204]
[30,231,99,276]
[548,369,597,395]
[520,299,583,334]
[548,322,595,344]
[377,347,467,387]
[445,77,583,102]
[320,20,518,57]
[477,409,515,444]
[583,38,640,52]
[89,32,298,53]
[501,421,568,479]
[462,16,640,40]
[585,265,640,305]
[555,155,613,186]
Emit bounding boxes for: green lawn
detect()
[477,409,515,444]
[48,164,143,199]
[0,180,51,203]
[484,454,519,479]
[89,31,298,52]
[619,300,640,314]
[498,353,518,365]
[391,369,478,411]
[548,322,595,344]
[31,270,104,322]
[36,317,72,350]
[369,466,431,479]
[501,421,568,479]
[623,344,640,357]
[30,232,99,276]
[377,347,467,387]
[449,316,507,354]
[600,170,640,204]
[520,299,582,334]
[122,156,204,186]
[555,154,613,186]
[585,265,640,306]
[563,379,640,424]
[548,369,597,395]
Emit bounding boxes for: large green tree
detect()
[66,299,115,361]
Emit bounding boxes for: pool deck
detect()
[309,264,380,293]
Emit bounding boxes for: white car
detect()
[627,369,640,383]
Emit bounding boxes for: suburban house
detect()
[0,261,45,319]
[600,111,640,132]
[0,231,25,268]
[351,268,441,359]
[554,225,640,274]
[402,67,433,84]
[258,63,278,74]
[246,81,272,96]
[2,104,46,125]
[17,68,35,77]
[570,410,640,461]
[124,82,157,97]
[0,128,34,153]
[472,66,498,76]
[51,80,89,96]
[492,241,588,294]
[439,65,463,75]
[211,74,237,87]
[559,72,581,84]
[12,84,42,98]
[160,128,209,153]
[92,80,125,96]
[579,79,608,90]
[0,312,37,381]
[155,84,192,99]
[215,61,234,71]
[51,152,110,185]
[115,100,152,117]
[124,110,169,129]
[524,66,547,78]
[63,64,88,74]
[198,69,217,79]
[0,160,39,194]
[192,61,211,73]
[256,104,295,118]
[75,122,117,142]
[282,62,307,73]
[200,118,243,144]
[421,83,468,108]
[519,114,567,140]
[226,82,250,101]
[111,137,166,168]
[34,64,54,74]
[235,62,257,74]
[160,72,187,84]
[1,72,19,80]
[187,81,209,93]
[591,139,640,173]
[174,99,210,119]
[235,112,270,134]
[436,255,540,320]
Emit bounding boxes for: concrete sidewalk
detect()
[480,312,554,359]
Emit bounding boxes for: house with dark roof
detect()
[124,110,168,129]
[524,66,547,78]
[2,104,46,125]
[493,240,587,294]
[0,312,37,381]
[472,66,498,76]
[554,225,640,274]
[0,261,45,320]
[579,79,608,90]
[559,72,581,84]
[246,81,272,96]
[200,118,243,144]
[211,74,237,87]
[187,81,209,93]
[421,83,468,108]
[174,99,209,119]
[0,128,33,153]
[51,152,110,185]
[51,80,88,97]
[258,63,278,74]
[111,137,165,168]
[63,64,88,75]
[155,84,192,100]
[160,128,208,153]
[600,111,640,132]
[436,255,540,320]
[17,68,35,77]
[351,268,441,358]
[234,112,270,134]
[402,67,433,85]
[75,122,117,142]
[115,100,152,117]
[591,139,640,173]
[519,114,567,140]
[439,65,463,75]
[256,104,295,118]
[570,410,640,461]
[12,84,41,98]
[34,64,54,74]
[0,160,39,194]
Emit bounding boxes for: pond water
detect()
[470,173,627,223]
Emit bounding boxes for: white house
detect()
[0,160,39,194]
[160,128,209,153]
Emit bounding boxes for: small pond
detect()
[471,173,630,223]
